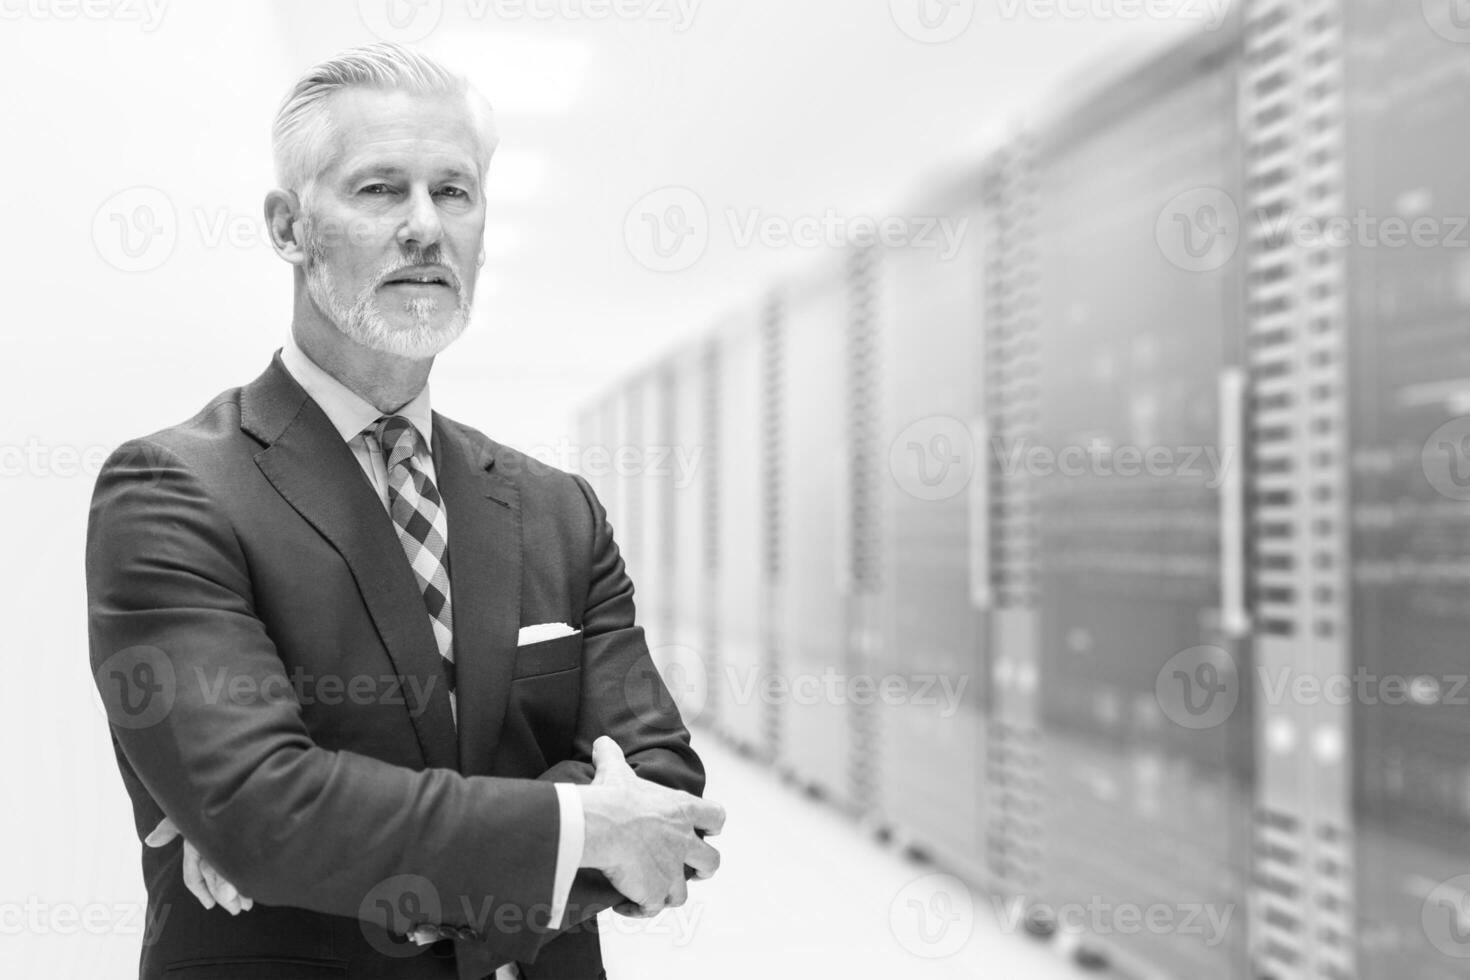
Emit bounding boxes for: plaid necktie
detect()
[369,415,456,722]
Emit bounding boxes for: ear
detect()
[264,189,307,266]
[477,247,486,268]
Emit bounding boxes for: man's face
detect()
[298,87,488,359]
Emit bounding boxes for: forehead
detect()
[321,87,483,179]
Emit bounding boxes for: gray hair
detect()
[271,42,498,204]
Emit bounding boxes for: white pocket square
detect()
[517,623,579,646]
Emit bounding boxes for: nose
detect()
[396,184,444,251]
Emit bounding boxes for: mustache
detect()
[375,250,464,292]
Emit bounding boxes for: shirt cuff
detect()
[548,783,585,931]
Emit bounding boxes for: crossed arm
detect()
[87,441,723,963]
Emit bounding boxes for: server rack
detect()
[578,396,614,521]
[845,248,885,815]
[1341,2,1470,977]
[574,405,598,505]
[1239,2,1355,977]
[571,5,1470,977]
[611,383,640,597]
[980,139,1050,917]
[710,309,774,756]
[623,369,673,654]
[662,338,719,730]
[771,259,862,808]
[869,181,989,883]
[759,299,786,764]
[1030,18,1252,979]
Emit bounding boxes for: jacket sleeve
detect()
[86,438,565,963]
[535,472,708,927]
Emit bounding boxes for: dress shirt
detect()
[280,334,585,960]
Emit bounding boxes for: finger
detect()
[201,860,241,915]
[239,895,254,912]
[666,878,689,909]
[689,798,726,836]
[144,816,179,848]
[683,839,721,880]
[181,842,215,910]
[210,870,240,909]
[612,900,657,919]
[625,882,666,918]
[591,736,632,782]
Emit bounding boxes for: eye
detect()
[437,186,469,199]
[359,183,395,195]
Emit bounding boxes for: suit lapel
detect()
[432,414,523,777]
[240,352,460,771]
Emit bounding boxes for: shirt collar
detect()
[279,332,435,453]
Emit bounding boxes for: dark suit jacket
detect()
[85,351,704,980]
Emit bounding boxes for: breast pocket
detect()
[508,631,583,761]
[512,631,583,679]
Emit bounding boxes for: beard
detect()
[302,226,474,359]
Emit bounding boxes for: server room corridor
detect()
[12,2,1470,979]
[600,736,1081,980]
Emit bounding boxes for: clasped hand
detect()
[146,735,727,938]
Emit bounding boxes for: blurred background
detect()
[5,0,1470,977]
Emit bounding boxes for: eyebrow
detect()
[341,163,479,185]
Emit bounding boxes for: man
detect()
[86,42,723,980]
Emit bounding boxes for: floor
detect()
[599,737,1087,980]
